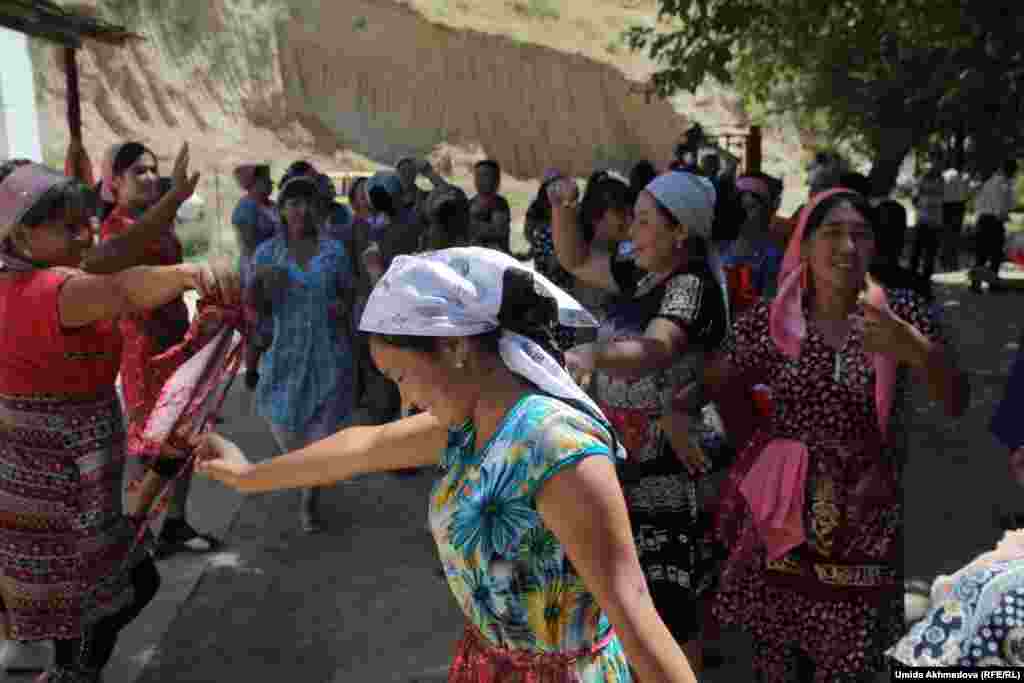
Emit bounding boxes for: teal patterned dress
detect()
[431,394,632,681]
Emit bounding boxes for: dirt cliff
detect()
[29,0,706,179]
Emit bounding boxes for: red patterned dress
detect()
[712,290,947,681]
[100,207,195,478]
[0,267,149,640]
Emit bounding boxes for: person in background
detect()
[629,160,659,205]
[195,247,701,683]
[870,199,934,301]
[231,164,279,381]
[941,165,970,270]
[909,166,945,281]
[971,159,1018,292]
[249,175,356,533]
[100,142,219,557]
[468,159,512,253]
[525,170,578,351]
[395,157,430,223]
[720,174,785,314]
[316,173,353,242]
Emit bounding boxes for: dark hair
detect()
[579,175,631,243]
[373,267,563,365]
[525,178,556,224]
[1005,159,1018,177]
[873,199,907,261]
[629,161,658,203]
[348,177,368,206]
[838,172,871,197]
[112,142,152,176]
[802,190,874,242]
[368,187,396,217]
[286,160,315,177]
[0,160,96,228]
[475,159,500,175]
[423,186,471,249]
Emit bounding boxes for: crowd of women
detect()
[0,134,1019,682]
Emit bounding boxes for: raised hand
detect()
[170,143,201,203]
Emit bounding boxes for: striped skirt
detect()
[0,389,149,641]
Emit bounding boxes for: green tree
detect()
[627,0,1024,193]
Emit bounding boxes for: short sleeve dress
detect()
[434,394,632,681]
[592,262,729,642]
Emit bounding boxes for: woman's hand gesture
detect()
[193,432,252,490]
[546,177,579,209]
[170,143,201,204]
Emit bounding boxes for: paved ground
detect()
[3,267,1023,682]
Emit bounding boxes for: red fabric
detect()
[100,207,192,457]
[448,622,615,683]
[724,263,758,316]
[0,268,121,395]
[130,302,246,537]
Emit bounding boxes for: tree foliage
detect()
[626,0,1024,190]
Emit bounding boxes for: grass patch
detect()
[508,0,561,21]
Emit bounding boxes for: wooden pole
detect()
[64,46,81,140]
[746,125,763,174]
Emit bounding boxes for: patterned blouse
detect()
[251,236,354,432]
[430,394,632,681]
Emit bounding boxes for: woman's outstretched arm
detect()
[195,412,448,493]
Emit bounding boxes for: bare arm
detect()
[58,263,200,329]
[196,412,448,493]
[570,318,686,381]
[549,204,619,293]
[537,456,697,683]
[81,143,199,274]
[906,329,970,418]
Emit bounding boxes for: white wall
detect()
[0,27,43,163]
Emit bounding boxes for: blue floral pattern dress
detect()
[431,394,632,681]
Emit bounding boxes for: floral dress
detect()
[888,558,1024,667]
[592,263,728,643]
[712,289,948,682]
[432,394,632,682]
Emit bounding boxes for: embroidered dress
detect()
[433,394,631,682]
[591,263,728,642]
[712,290,945,682]
[524,219,576,350]
[251,236,354,433]
[0,268,148,641]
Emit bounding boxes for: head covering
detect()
[233,164,269,192]
[359,247,620,440]
[0,164,69,242]
[736,175,773,204]
[769,187,895,440]
[731,188,896,563]
[644,171,730,324]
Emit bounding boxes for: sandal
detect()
[156,519,221,558]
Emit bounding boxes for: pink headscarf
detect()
[737,187,895,561]
[0,164,68,241]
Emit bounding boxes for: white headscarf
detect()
[644,171,730,325]
[359,247,616,433]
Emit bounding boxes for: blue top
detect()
[251,236,355,432]
[430,394,631,679]
[719,237,784,299]
[232,196,281,287]
[992,334,1024,451]
[322,203,354,242]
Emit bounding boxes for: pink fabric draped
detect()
[128,301,247,547]
[738,187,896,560]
